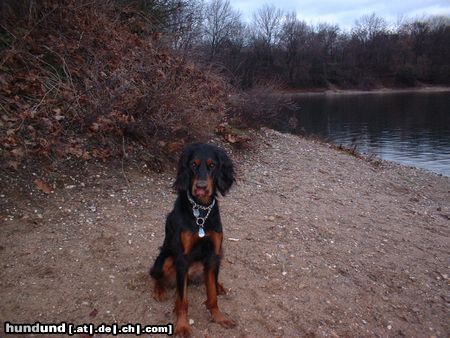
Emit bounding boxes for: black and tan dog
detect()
[149,143,235,337]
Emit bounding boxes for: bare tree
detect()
[315,23,340,58]
[425,15,450,31]
[252,4,283,47]
[352,13,387,43]
[279,12,309,84]
[195,5,450,88]
[280,12,309,51]
[202,0,241,61]
[164,0,204,55]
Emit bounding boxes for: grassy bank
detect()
[0,1,228,174]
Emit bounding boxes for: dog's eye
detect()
[191,162,198,169]
[208,162,215,168]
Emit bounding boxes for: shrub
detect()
[228,84,298,128]
[395,66,417,86]
[430,65,450,84]
[0,1,227,171]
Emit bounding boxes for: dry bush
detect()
[0,0,227,172]
[228,84,298,128]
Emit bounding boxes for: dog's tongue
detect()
[195,188,206,197]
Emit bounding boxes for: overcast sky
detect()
[229,0,450,30]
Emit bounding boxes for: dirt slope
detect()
[1,128,449,337]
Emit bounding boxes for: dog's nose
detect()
[196,180,208,188]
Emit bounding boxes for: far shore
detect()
[280,85,450,96]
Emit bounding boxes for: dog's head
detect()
[174,143,234,205]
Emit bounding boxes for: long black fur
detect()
[149,143,234,293]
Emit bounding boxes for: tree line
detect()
[146,0,450,89]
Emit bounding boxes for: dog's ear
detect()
[216,148,234,196]
[173,145,193,192]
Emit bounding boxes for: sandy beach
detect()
[281,86,450,97]
[1,128,449,337]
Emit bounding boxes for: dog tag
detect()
[198,227,205,238]
[193,207,200,218]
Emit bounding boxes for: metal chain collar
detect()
[186,192,215,237]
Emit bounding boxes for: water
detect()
[278,91,450,176]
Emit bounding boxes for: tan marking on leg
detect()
[175,270,191,337]
[180,231,199,255]
[153,256,175,301]
[207,231,223,255]
[205,268,235,328]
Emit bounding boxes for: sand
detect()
[1,128,449,337]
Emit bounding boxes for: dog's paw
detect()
[175,324,192,337]
[212,312,236,328]
[152,285,168,302]
[217,282,227,295]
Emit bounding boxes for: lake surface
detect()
[278,91,450,176]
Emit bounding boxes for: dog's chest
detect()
[188,234,215,261]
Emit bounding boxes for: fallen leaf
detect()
[67,146,83,157]
[34,179,52,194]
[6,161,20,170]
[82,151,91,160]
[89,123,99,132]
[168,141,184,153]
[225,134,237,143]
[89,308,98,318]
[10,148,24,157]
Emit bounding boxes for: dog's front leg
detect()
[175,231,200,337]
[174,255,191,337]
[205,232,235,328]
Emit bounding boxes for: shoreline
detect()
[273,85,450,177]
[280,85,450,96]
[311,138,450,178]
